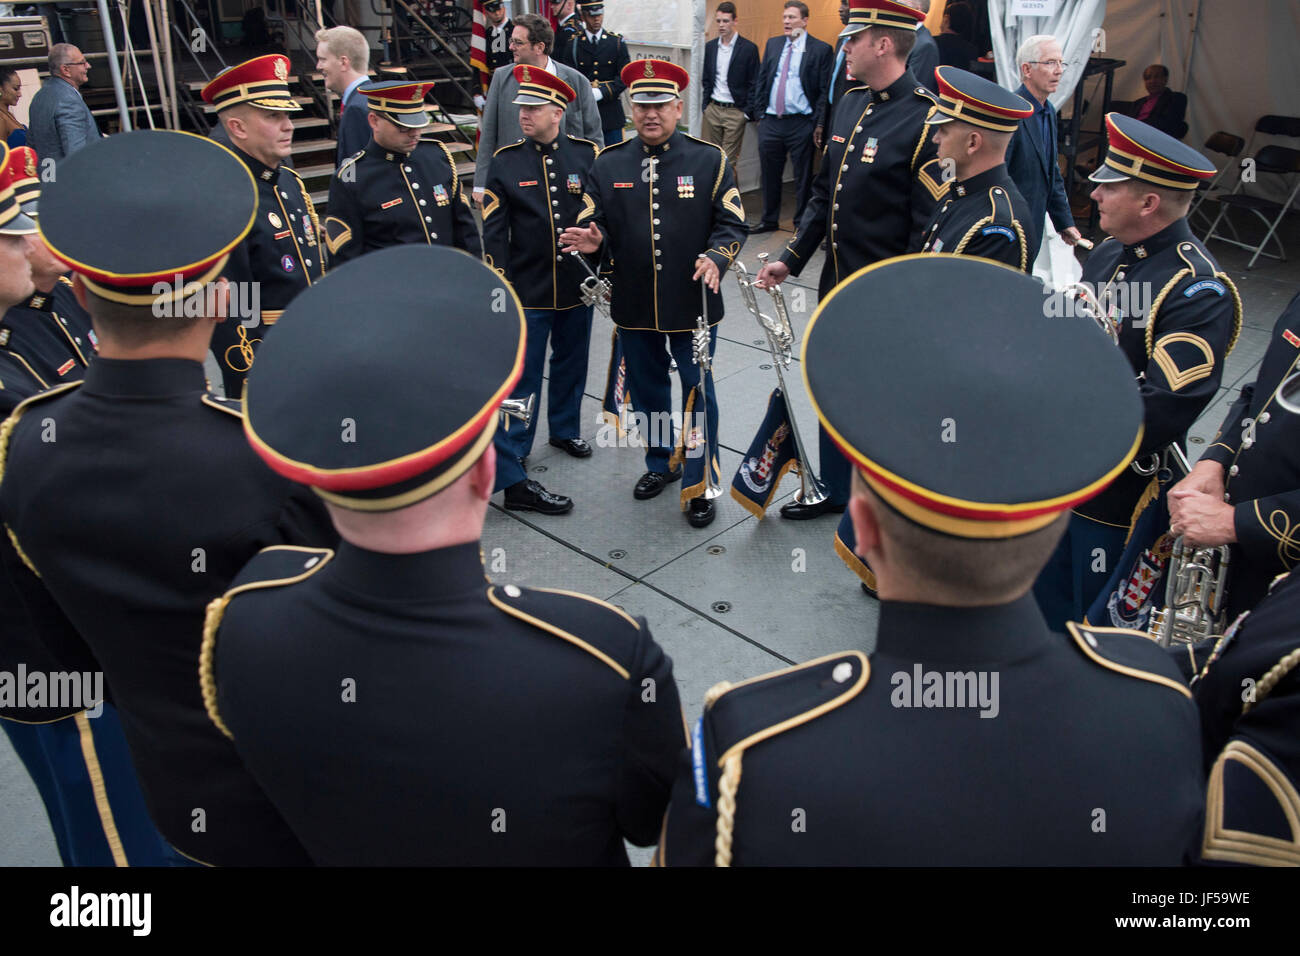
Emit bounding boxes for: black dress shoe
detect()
[504,479,573,515]
[548,437,592,458]
[686,496,716,528]
[633,468,682,500]
[747,220,780,234]
[778,498,847,520]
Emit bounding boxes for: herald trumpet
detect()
[499,393,535,430]
[692,257,724,500]
[731,254,827,507]
[568,250,612,319]
[1061,281,1120,345]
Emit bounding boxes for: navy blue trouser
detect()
[1032,513,1129,632]
[757,113,816,226]
[603,128,624,147]
[495,304,593,491]
[2,702,172,866]
[619,326,720,475]
[818,422,851,508]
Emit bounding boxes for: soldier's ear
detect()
[70,273,89,310]
[848,481,883,561]
[469,443,497,502]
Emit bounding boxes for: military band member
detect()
[0,131,336,866]
[658,256,1204,866]
[914,66,1034,270]
[0,145,93,390]
[1033,114,1240,631]
[758,0,946,521]
[203,245,686,865]
[484,67,597,515]
[550,0,581,66]
[1169,289,1300,621]
[561,60,748,529]
[484,0,514,76]
[566,2,630,147]
[0,168,165,867]
[202,55,325,399]
[324,81,481,266]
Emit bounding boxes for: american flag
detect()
[469,1,489,94]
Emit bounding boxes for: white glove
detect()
[592,88,603,102]
[473,187,485,203]
[473,94,486,110]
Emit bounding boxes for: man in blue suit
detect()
[316,26,372,165]
[26,44,99,167]
[748,1,832,233]
[1004,34,1080,259]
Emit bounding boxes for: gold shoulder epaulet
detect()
[200,394,243,419]
[199,545,335,739]
[493,139,525,157]
[486,584,643,680]
[1066,622,1192,698]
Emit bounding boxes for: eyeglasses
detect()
[1029,59,1065,70]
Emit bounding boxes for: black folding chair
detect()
[1188,130,1245,230]
[1202,115,1300,269]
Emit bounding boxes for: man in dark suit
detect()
[901,0,939,92]
[747,1,832,233]
[1003,34,1081,261]
[483,0,514,76]
[700,1,760,172]
[816,1,852,148]
[315,26,372,165]
[1129,64,1188,140]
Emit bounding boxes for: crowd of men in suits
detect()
[0,0,1296,870]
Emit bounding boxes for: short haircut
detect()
[854,472,1071,602]
[84,287,207,347]
[1124,177,1193,217]
[514,13,554,55]
[315,25,370,72]
[1144,63,1170,79]
[716,1,737,17]
[867,25,916,59]
[783,1,810,18]
[945,2,973,39]
[48,43,77,74]
[1016,34,1057,72]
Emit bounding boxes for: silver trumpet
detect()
[1147,443,1232,647]
[568,250,613,320]
[731,253,827,506]
[1276,368,1300,415]
[692,257,724,500]
[499,393,535,430]
[1061,281,1120,345]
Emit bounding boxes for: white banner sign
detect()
[1012,0,1059,16]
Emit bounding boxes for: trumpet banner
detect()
[669,385,721,511]
[1084,477,1175,630]
[729,388,800,519]
[601,329,633,436]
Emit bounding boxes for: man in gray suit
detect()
[27,44,99,166]
[473,13,601,203]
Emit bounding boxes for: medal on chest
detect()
[677,175,695,199]
[861,137,878,164]
[433,183,450,206]
[568,173,582,194]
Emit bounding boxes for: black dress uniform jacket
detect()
[553,16,581,66]
[1200,292,1300,619]
[487,19,514,75]
[577,131,748,332]
[205,541,687,865]
[914,163,1032,271]
[324,138,482,266]
[215,147,324,396]
[483,134,599,310]
[567,29,630,133]
[1074,219,1241,527]
[0,277,93,390]
[0,358,336,865]
[660,595,1205,865]
[1188,569,1300,866]
[780,72,946,298]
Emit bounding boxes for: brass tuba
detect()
[1061,281,1121,345]
[1147,444,1232,647]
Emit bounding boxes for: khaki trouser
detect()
[701,101,748,173]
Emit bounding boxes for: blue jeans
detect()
[494,304,594,491]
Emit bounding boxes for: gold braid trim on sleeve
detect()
[1244,647,1300,717]
[199,594,235,739]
